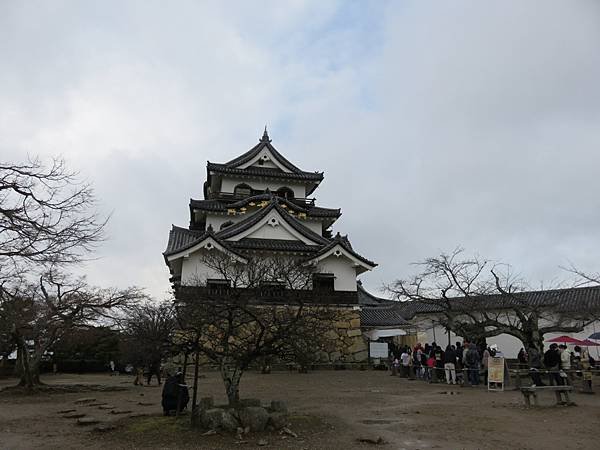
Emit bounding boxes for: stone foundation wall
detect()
[319,309,368,364]
[171,306,369,369]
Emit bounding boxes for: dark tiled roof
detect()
[224,137,304,174]
[216,200,329,245]
[310,233,377,268]
[164,225,205,255]
[207,163,324,182]
[189,199,224,211]
[396,285,600,319]
[356,283,410,327]
[360,305,411,327]
[357,282,393,306]
[163,225,246,260]
[229,238,322,253]
[190,194,341,218]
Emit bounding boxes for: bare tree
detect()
[120,301,177,372]
[0,270,146,388]
[562,263,600,286]
[175,253,338,407]
[388,248,600,350]
[0,157,106,273]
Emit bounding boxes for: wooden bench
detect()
[520,385,574,407]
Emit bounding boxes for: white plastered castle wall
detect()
[180,250,224,285]
[316,254,358,292]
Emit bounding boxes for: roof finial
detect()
[260,125,271,143]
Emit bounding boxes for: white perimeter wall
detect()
[416,318,600,359]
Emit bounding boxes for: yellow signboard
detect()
[488,356,505,391]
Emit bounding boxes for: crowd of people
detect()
[520,343,596,387]
[390,340,501,386]
[389,340,597,388]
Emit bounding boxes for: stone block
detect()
[221,410,240,431]
[239,407,269,432]
[346,328,362,337]
[349,318,361,329]
[77,417,100,426]
[325,330,339,340]
[329,351,342,361]
[352,350,369,362]
[348,341,367,354]
[239,398,262,407]
[199,397,214,410]
[270,400,288,414]
[201,408,224,430]
[268,412,289,430]
[334,321,350,329]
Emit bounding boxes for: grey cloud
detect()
[1,1,599,298]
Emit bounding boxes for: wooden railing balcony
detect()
[174,285,359,305]
[208,191,316,207]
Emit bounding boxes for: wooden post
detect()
[523,391,531,407]
[463,367,471,387]
[176,351,189,418]
[191,347,200,426]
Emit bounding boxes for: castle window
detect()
[313,273,335,291]
[259,281,285,298]
[276,187,294,200]
[206,278,231,294]
[233,183,252,197]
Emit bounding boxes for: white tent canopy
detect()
[365,328,407,341]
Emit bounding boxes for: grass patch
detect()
[126,416,190,435]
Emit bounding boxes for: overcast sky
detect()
[2,1,600,299]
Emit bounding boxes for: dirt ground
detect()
[1,370,599,450]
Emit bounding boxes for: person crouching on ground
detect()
[162,370,189,416]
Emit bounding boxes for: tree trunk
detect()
[522,318,544,351]
[17,337,42,389]
[17,346,42,388]
[522,331,544,352]
[191,348,200,426]
[220,363,242,406]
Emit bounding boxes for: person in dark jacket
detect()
[444,345,458,384]
[543,343,562,385]
[465,343,481,385]
[161,371,189,416]
[527,345,545,386]
[517,348,528,369]
[433,345,444,382]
